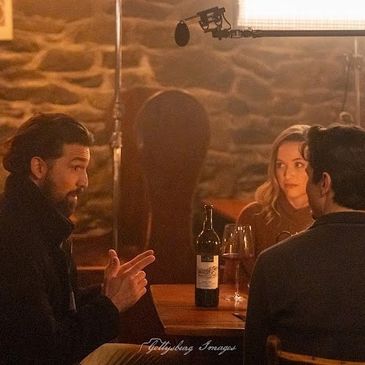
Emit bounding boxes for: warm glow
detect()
[237,0,365,30]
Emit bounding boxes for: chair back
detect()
[135,89,210,284]
[118,89,210,344]
[266,335,365,365]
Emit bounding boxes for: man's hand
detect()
[103,249,155,312]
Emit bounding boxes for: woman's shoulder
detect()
[237,201,263,224]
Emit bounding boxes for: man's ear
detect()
[30,156,48,182]
[320,172,332,197]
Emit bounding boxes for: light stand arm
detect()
[215,28,365,39]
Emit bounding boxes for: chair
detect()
[266,335,365,365]
[118,89,210,344]
[133,88,210,284]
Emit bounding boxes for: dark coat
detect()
[0,175,119,364]
[244,211,365,364]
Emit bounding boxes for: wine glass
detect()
[221,223,255,303]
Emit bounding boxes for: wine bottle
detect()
[195,204,221,307]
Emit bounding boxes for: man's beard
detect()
[41,175,82,218]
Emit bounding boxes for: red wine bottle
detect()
[195,204,221,307]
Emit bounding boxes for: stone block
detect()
[102,51,115,70]
[266,118,311,135]
[200,150,234,180]
[15,0,96,21]
[120,70,155,90]
[232,53,275,80]
[15,15,64,33]
[0,36,40,52]
[269,95,302,117]
[66,108,106,125]
[2,69,45,81]
[87,91,114,111]
[150,48,234,92]
[232,126,272,145]
[102,47,144,69]
[301,103,340,125]
[0,54,32,69]
[73,197,112,233]
[231,119,276,148]
[39,49,94,72]
[88,145,113,178]
[273,59,341,91]
[236,39,299,66]
[0,104,24,120]
[0,84,80,105]
[124,19,176,49]
[73,15,115,45]
[226,96,250,116]
[124,0,171,20]
[193,90,227,114]
[66,74,103,88]
[236,73,272,102]
[236,174,266,195]
[300,89,340,104]
[208,114,239,152]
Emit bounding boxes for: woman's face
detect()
[275,141,308,208]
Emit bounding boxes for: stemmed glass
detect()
[221,223,255,303]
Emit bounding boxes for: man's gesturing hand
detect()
[103,249,155,312]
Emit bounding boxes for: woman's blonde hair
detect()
[255,124,310,223]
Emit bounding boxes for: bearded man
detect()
[0,113,174,364]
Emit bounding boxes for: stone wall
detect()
[0,0,364,234]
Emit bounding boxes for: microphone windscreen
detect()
[174,21,190,47]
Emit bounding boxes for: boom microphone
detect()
[174,21,190,47]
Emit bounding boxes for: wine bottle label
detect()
[196,255,219,289]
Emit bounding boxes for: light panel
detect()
[237,0,365,30]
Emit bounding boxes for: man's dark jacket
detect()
[0,175,119,364]
[244,211,365,364]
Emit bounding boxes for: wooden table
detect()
[150,284,246,338]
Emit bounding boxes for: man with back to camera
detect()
[0,113,176,364]
[244,124,365,364]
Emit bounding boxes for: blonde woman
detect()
[237,124,313,258]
